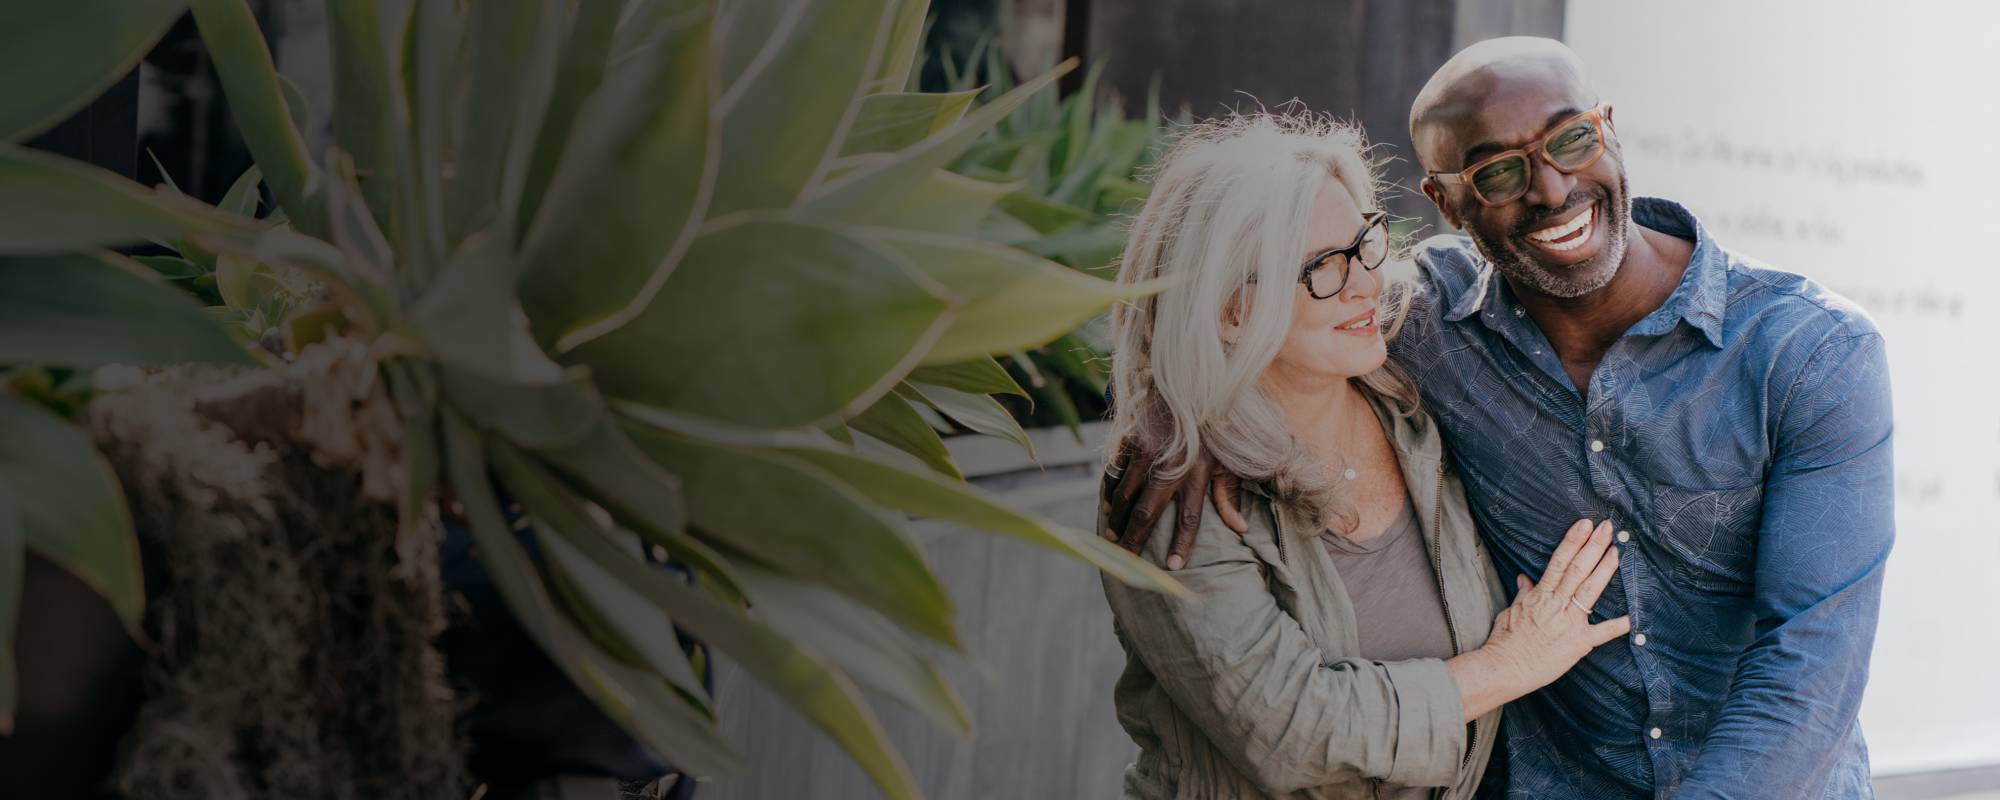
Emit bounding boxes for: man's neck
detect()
[1513,222,1695,375]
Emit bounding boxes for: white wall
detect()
[1565,1,2000,775]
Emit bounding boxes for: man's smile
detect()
[1520,202,1600,252]
[1519,199,1602,260]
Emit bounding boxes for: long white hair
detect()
[1107,111,1421,528]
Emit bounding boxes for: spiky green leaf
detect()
[439,366,603,450]
[0,144,253,255]
[0,0,185,142]
[903,381,1032,457]
[994,191,1092,235]
[539,528,711,712]
[500,443,923,799]
[448,0,566,247]
[490,442,709,700]
[850,393,961,480]
[710,0,895,215]
[442,414,742,778]
[827,168,1016,236]
[869,0,930,94]
[908,357,1028,398]
[218,165,265,219]
[0,252,251,367]
[530,416,745,602]
[326,0,406,236]
[626,423,959,648]
[618,403,1181,596]
[567,217,952,428]
[838,90,980,157]
[800,61,1072,217]
[189,0,325,236]
[515,0,623,234]
[0,395,144,636]
[865,228,1153,365]
[520,8,716,346]
[731,562,968,733]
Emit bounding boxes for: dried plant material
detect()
[90,363,466,800]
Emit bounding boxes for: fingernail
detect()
[1102,528,1118,541]
[1167,555,1185,570]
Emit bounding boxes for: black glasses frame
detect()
[1299,211,1390,299]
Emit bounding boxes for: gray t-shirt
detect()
[1320,496,1457,800]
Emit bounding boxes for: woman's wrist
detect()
[1446,644,1534,723]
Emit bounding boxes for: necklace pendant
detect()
[1342,467,1358,481]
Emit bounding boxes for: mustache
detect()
[1513,190,1602,237]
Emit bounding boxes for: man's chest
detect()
[1404,322,1776,598]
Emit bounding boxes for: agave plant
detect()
[0,0,1176,796]
[938,38,1180,435]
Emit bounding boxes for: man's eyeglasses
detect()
[1299,211,1389,299]
[1428,106,1611,207]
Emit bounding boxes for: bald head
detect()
[1409,37,1597,173]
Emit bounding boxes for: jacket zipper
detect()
[1428,458,1477,799]
[1272,496,1289,565]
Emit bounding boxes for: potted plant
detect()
[0,1,1176,798]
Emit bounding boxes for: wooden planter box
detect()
[706,422,1137,799]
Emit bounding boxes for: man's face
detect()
[1421,81,1632,299]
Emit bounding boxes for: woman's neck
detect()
[1266,375,1368,456]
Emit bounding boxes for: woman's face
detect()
[1259,180,1388,394]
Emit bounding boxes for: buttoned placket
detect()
[1490,283,1682,760]
[1582,341,1674,758]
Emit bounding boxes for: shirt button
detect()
[1635,633,1648,646]
[1513,306,1526,317]
[1617,530,1631,543]
[1650,727,1663,740]
[1589,440,1605,453]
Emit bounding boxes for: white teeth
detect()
[1526,205,1595,250]
[1337,312,1375,331]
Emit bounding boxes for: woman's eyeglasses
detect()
[1428,106,1611,207]
[1298,211,1389,299]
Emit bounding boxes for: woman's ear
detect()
[1219,287,1246,344]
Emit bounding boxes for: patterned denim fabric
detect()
[1391,198,1894,799]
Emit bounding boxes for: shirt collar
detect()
[1439,196,1728,348]
[1627,197,1728,347]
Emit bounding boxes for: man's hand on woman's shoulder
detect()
[1101,443,1248,570]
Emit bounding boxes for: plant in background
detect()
[939,38,1183,435]
[135,160,338,350]
[0,2,1176,798]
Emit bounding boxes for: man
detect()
[1104,37,1893,798]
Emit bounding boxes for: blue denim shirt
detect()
[1392,198,1894,799]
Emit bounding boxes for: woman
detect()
[1099,112,1630,799]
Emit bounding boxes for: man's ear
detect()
[1420,177,1462,229]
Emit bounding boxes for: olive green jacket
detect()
[1100,393,1508,799]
